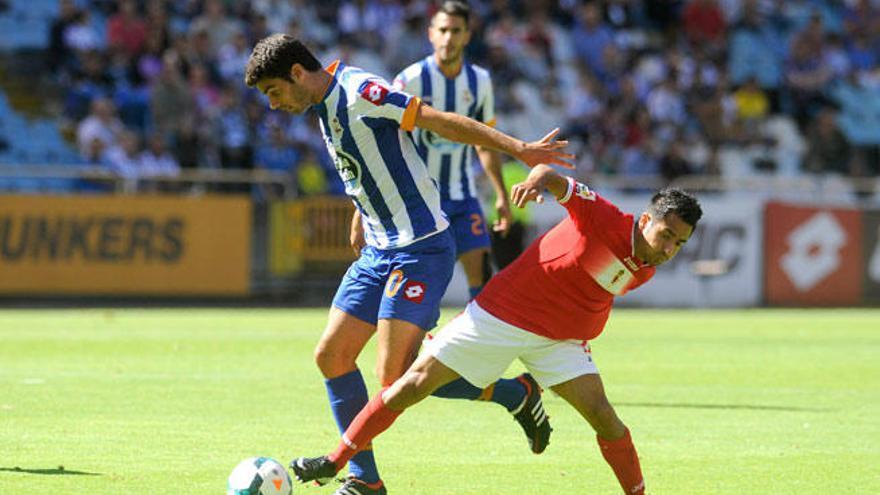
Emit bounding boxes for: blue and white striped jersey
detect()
[313,61,448,249]
[394,56,495,202]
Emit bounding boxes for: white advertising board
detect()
[442,192,764,308]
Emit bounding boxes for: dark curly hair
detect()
[244,34,321,87]
[648,188,703,228]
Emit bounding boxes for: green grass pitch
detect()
[1,308,879,494]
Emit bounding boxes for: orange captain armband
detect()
[400,96,421,132]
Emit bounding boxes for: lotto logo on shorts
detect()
[360,81,389,106]
[403,280,427,303]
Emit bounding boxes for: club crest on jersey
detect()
[402,280,427,303]
[463,89,473,106]
[575,182,596,201]
[360,81,389,105]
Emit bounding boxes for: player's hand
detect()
[517,128,574,169]
[350,222,366,257]
[492,198,512,237]
[510,180,546,208]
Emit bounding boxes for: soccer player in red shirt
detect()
[290,164,703,494]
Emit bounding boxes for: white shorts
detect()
[425,302,598,389]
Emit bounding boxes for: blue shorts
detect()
[332,229,455,331]
[443,197,491,256]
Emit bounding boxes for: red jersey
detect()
[476,178,655,341]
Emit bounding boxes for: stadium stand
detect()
[0,0,876,198]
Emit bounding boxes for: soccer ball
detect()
[227,457,292,495]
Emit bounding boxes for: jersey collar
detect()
[314,60,341,110]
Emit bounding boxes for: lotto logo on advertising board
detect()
[863,210,880,302]
[764,202,862,305]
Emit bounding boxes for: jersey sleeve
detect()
[557,176,624,231]
[354,78,421,132]
[477,72,496,127]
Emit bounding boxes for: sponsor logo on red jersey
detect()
[403,280,426,303]
[360,81,389,105]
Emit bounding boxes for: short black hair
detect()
[648,188,703,228]
[244,34,321,87]
[434,1,470,26]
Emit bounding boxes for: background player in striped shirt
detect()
[245,35,572,495]
[393,1,510,302]
[289,165,702,495]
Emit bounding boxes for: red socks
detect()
[328,390,403,469]
[597,428,645,495]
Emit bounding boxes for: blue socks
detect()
[488,377,527,411]
[432,377,482,400]
[325,369,380,484]
[431,376,526,412]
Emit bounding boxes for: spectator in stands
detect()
[190,0,242,54]
[150,53,194,142]
[140,132,181,178]
[254,124,299,199]
[728,1,783,108]
[571,2,615,76]
[218,30,251,87]
[802,106,852,176]
[660,134,695,183]
[681,0,727,51]
[785,34,833,130]
[76,97,123,158]
[215,86,252,182]
[733,77,770,123]
[63,9,103,55]
[103,129,141,182]
[107,0,147,58]
[48,0,81,76]
[384,6,430,76]
[646,74,686,126]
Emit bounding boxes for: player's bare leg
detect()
[458,247,491,299]
[312,308,381,491]
[312,318,442,495]
[374,318,428,387]
[314,307,376,378]
[383,352,462,409]
[552,374,645,495]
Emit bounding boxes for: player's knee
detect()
[384,369,431,409]
[375,365,405,388]
[584,397,624,437]
[313,343,355,378]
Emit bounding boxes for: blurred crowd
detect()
[48,0,880,196]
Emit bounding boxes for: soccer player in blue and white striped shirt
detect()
[245,34,572,495]
[394,1,510,303]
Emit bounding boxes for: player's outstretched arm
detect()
[414,103,574,169]
[510,164,570,208]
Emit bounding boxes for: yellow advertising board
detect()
[0,195,251,295]
[269,197,355,276]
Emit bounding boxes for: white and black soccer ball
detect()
[227,457,292,495]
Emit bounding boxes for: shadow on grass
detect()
[617,402,832,412]
[0,466,101,476]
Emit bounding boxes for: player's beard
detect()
[438,46,463,67]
